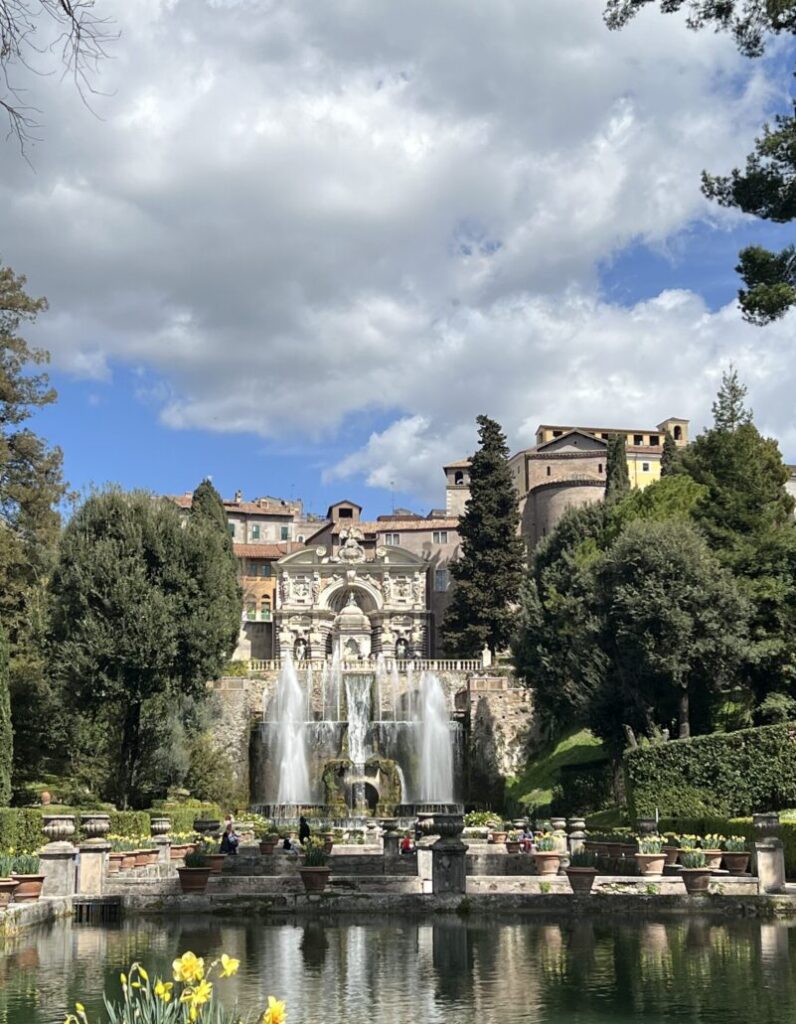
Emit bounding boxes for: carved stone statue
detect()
[311,571,321,602]
[383,571,393,603]
[412,573,424,605]
[279,572,291,604]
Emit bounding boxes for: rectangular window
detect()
[432,530,448,544]
[280,526,289,540]
[246,603,256,621]
[228,521,235,537]
[642,462,650,472]
[633,434,643,446]
[552,430,563,437]
[260,599,272,622]
[649,435,660,446]
[384,533,400,546]
[598,463,603,474]
[251,524,260,540]
[601,433,609,440]
[260,562,271,578]
[434,569,449,592]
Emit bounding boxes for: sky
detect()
[2,0,795,519]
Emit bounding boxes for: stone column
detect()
[755,840,786,894]
[383,833,400,858]
[431,838,467,895]
[567,818,586,856]
[417,841,434,895]
[153,835,172,867]
[551,817,569,870]
[40,843,77,898]
[78,841,111,896]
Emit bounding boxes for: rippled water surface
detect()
[2,914,796,1023]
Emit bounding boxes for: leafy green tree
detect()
[513,502,609,734]
[594,520,748,742]
[660,430,679,477]
[49,488,242,807]
[443,415,526,656]
[604,1,796,323]
[605,434,630,502]
[0,623,11,806]
[606,473,707,540]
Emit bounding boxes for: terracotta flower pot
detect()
[723,852,750,875]
[11,874,44,902]
[681,868,712,894]
[299,867,330,893]
[324,841,334,855]
[177,867,211,894]
[145,850,158,867]
[0,878,18,908]
[170,845,185,861]
[635,853,666,876]
[134,850,149,868]
[259,840,277,855]
[566,867,597,895]
[121,853,136,870]
[206,853,227,875]
[701,849,723,871]
[662,846,680,867]
[505,841,521,854]
[107,852,126,875]
[492,832,508,844]
[533,852,561,876]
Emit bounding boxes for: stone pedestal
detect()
[40,842,77,898]
[567,819,586,856]
[417,839,435,895]
[754,839,786,894]
[153,835,171,865]
[431,839,466,895]
[79,841,111,896]
[383,833,400,858]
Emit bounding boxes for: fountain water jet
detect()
[273,657,311,804]
[417,671,454,803]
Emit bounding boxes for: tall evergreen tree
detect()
[0,623,11,806]
[190,478,242,656]
[605,434,630,502]
[443,415,525,657]
[712,366,753,432]
[660,430,679,477]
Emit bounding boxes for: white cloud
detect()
[0,0,791,500]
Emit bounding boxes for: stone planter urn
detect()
[177,867,211,894]
[635,853,666,876]
[42,815,75,844]
[533,852,561,876]
[80,814,110,841]
[566,867,597,895]
[430,813,464,840]
[636,818,658,836]
[681,868,712,894]
[701,849,723,871]
[193,819,221,837]
[11,874,45,901]
[0,878,18,908]
[753,812,780,838]
[723,852,751,875]
[491,831,508,844]
[298,866,330,893]
[150,817,171,837]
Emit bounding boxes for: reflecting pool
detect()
[2,914,796,1023]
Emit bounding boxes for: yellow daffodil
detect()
[220,953,240,977]
[262,995,287,1024]
[173,951,205,983]
[155,980,174,1003]
[138,966,149,983]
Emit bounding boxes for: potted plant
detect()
[566,849,598,895]
[680,849,712,894]
[11,854,44,902]
[506,830,521,854]
[490,824,508,844]
[0,854,18,908]
[107,838,133,874]
[202,840,227,875]
[722,836,751,875]
[533,833,561,876]
[634,836,666,876]
[177,848,212,894]
[299,839,331,893]
[700,834,725,871]
[662,833,681,867]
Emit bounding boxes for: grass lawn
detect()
[505,728,607,810]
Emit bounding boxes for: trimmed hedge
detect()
[624,722,796,818]
[555,760,614,815]
[0,807,44,852]
[661,814,796,880]
[108,811,151,837]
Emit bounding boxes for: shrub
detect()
[625,722,796,818]
[556,760,615,816]
[148,803,222,835]
[109,811,151,838]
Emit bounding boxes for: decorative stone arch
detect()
[318,577,384,613]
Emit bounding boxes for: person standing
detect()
[298,815,311,846]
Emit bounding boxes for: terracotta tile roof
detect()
[443,458,472,469]
[170,494,296,517]
[233,543,299,558]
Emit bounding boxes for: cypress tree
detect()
[660,430,679,477]
[191,479,235,556]
[605,434,630,502]
[0,623,11,806]
[443,415,526,657]
[712,365,753,432]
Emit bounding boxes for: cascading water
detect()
[417,671,454,802]
[273,658,311,804]
[345,675,372,765]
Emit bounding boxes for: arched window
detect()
[673,425,682,441]
[454,471,464,485]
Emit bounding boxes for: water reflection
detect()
[1,915,796,1023]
